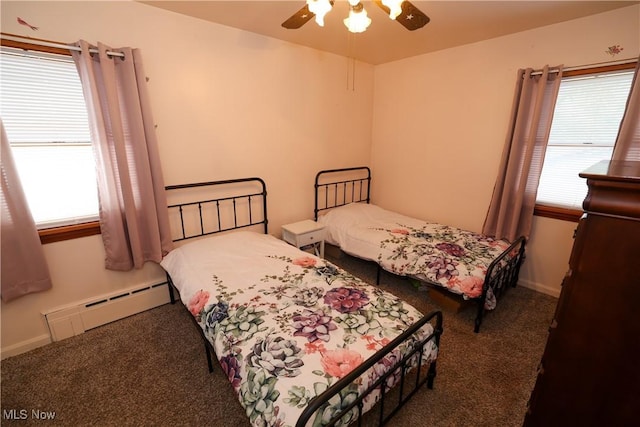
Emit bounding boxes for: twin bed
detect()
[160,177,442,427]
[159,168,525,426]
[314,167,526,333]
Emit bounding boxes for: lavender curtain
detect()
[612,59,640,161]
[72,41,172,271]
[483,65,563,242]
[1,119,53,301]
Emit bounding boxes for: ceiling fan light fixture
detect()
[307,0,333,27]
[381,0,404,20]
[343,6,371,33]
[282,0,429,32]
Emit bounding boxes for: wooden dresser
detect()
[524,160,640,427]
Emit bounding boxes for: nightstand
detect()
[282,220,325,258]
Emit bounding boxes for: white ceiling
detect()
[139,1,638,64]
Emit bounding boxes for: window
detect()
[1,42,100,241]
[535,63,635,220]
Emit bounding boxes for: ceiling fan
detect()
[282,0,430,32]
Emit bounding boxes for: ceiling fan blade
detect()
[282,4,315,29]
[374,0,430,31]
[396,1,430,30]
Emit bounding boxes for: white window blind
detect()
[1,47,99,228]
[537,70,633,210]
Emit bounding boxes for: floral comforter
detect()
[318,203,513,309]
[160,231,437,427]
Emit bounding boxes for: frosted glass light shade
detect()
[307,0,333,26]
[343,8,371,33]
[382,0,404,19]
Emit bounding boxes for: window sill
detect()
[39,221,101,244]
[534,204,582,223]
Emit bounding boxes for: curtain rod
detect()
[0,33,125,58]
[3,32,635,70]
[531,57,637,76]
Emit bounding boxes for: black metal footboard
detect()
[473,235,527,333]
[296,310,443,427]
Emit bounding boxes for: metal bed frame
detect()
[314,167,526,333]
[162,176,443,427]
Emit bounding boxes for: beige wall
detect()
[1,1,638,357]
[371,5,639,296]
[0,0,374,356]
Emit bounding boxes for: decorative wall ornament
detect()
[605,44,624,57]
[17,17,38,31]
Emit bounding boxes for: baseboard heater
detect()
[44,282,170,342]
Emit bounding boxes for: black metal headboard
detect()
[314,167,371,220]
[165,177,268,242]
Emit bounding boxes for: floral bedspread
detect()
[160,231,437,427]
[318,203,513,309]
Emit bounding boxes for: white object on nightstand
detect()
[282,219,325,258]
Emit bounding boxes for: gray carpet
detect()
[1,251,557,426]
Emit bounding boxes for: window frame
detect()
[1,34,101,244]
[534,61,637,223]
